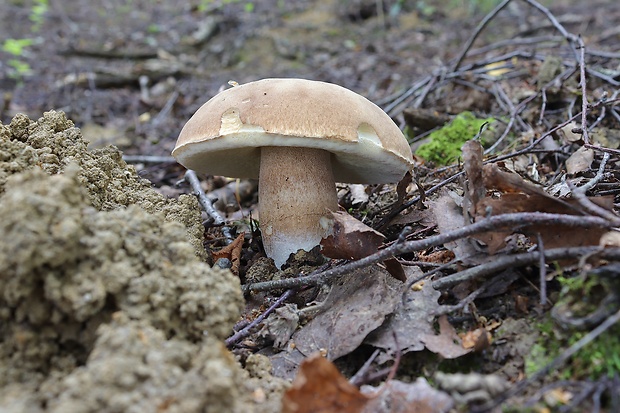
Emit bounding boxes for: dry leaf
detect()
[282,353,370,413]
[423,315,473,358]
[211,232,244,275]
[459,327,492,352]
[565,146,594,174]
[321,211,384,260]
[270,266,402,379]
[321,211,405,281]
[462,140,485,219]
[460,143,614,253]
[366,269,470,363]
[258,304,300,349]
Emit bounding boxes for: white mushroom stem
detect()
[259,146,338,268]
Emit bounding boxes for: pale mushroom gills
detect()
[173,78,414,268]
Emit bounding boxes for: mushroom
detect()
[173,78,413,268]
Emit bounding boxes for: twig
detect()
[184,170,235,244]
[536,233,547,306]
[476,308,620,412]
[243,213,616,294]
[225,288,295,347]
[519,0,580,60]
[574,152,610,194]
[577,35,591,144]
[451,0,513,72]
[350,349,381,387]
[122,155,177,163]
[432,246,620,290]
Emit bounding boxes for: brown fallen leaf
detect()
[366,269,470,363]
[462,141,614,253]
[270,265,402,380]
[565,146,594,174]
[211,232,245,275]
[321,211,384,260]
[321,211,405,281]
[282,353,370,413]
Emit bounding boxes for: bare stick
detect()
[536,233,547,306]
[243,213,616,294]
[432,246,620,290]
[520,0,579,59]
[451,0,512,72]
[225,289,295,347]
[577,35,591,144]
[184,170,235,244]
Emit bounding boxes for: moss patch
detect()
[415,112,494,165]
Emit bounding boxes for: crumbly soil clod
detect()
[0,111,286,413]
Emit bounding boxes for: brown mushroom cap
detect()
[173,78,413,183]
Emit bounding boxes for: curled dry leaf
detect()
[211,232,244,275]
[366,269,470,363]
[281,353,370,413]
[321,210,405,281]
[321,211,384,260]
[565,146,594,174]
[462,140,614,253]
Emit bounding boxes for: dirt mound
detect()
[0,111,284,412]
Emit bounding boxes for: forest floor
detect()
[1,0,620,412]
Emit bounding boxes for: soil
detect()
[1,0,619,412]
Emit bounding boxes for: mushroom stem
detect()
[259,146,338,268]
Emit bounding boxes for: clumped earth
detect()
[0,111,286,412]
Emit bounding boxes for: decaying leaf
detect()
[361,378,454,413]
[270,266,402,379]
[211,232,244,275]
[321,211,405,281]
[282,353,371,413]
[258,303,300,349]
[366,269,470,363]
[321,211,384,260]
[461,141,614,253]
[565,146,594,174]
[429,191,482,263]
[462,139,485,219]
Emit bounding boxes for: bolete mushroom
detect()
[173,78,413,267]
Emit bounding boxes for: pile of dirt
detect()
[0,111,286,412]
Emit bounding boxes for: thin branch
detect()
[451,0,513,72]
[184,170,235,244]
[577,35,591,144]
[243,213,616,294]
[225,288,295,347]
[432,246,620,290]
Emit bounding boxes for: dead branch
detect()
[243,212,617,294]
[432,246,620,290]
[184,170,235,244]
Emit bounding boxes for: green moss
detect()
[415,112,494,165]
